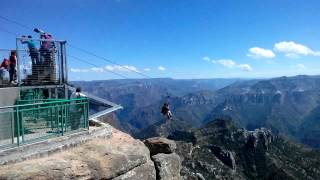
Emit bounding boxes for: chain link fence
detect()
[17,37,67,86]
[0,38,67,87]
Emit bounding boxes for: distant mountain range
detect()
[72,78,241,133]
[73,75,320,148]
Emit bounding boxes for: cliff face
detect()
[0,125,181,180]
[134,118,320,179]
[0,124,183,180]
[175,119,320,180]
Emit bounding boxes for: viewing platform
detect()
[0,38,122,151]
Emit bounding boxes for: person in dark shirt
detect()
[161,103,173,120]
[9,50,17,84]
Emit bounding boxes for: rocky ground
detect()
[0,126,182,180]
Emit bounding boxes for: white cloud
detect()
[295,64,307,70]
[144,68,151,71]
[203,56,210,61]
[91,67,104,72]
[71,65,140,73]
[247,47,275,59]
[105,65,115,71]
[158,66,166,71]
[212,59,236,68]
[237,64,253,71]
[212,59,253,72]
[70,68,89,73]
[274,41,320,58]
[285,53,300,59]
[105,65,140,72]
[122,65,140,72]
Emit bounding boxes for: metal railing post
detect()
[58,43,62,85]
[60,105,63,136]
[86,101,89,129]
[63,41,68,83]
[63,103,67,133]
[21,111,25,143]
[11,111,14,144]
[16,38,21,86]
[50,106,53,130]
[55,88,58,99]
[55,105,58,134]
[16,106,20,146]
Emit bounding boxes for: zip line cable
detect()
[0,15,32,30]
[0,27,19,37]
[0,27,130,79]
[67,44,152,79]
[1,16,175,113]
[68,55,130,79]
[0,15,152,79]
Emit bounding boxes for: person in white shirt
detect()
[70,87,87,130]
[70,87,87,99]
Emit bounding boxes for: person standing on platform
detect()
[70,87,87,130]
[9,50,17,84]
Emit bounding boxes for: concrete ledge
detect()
[0,124,113,166]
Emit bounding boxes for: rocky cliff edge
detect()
[0,124,182,180]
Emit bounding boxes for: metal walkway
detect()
[67,85,123,120]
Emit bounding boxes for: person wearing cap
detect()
[35,29,54,51]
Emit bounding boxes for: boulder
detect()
[144,137,177,155]
[152,153,181,180]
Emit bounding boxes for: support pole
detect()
[16,38,21,86]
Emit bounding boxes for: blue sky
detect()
[1,0,320,80]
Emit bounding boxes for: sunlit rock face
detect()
[0,128,157,180]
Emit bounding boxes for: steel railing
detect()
[0,98,89,150]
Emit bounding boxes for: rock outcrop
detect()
[0,127,156,180]
[144,137,182,180]
[152,153,182,180]
[144,137,177,155]
[208,145,236,170]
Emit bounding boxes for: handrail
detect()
[0,98,88,110]
[67,85,121,108]
[16,37,67,43]
[89,105,123,120]
[67,85,123,120]
[0,97,90,149]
